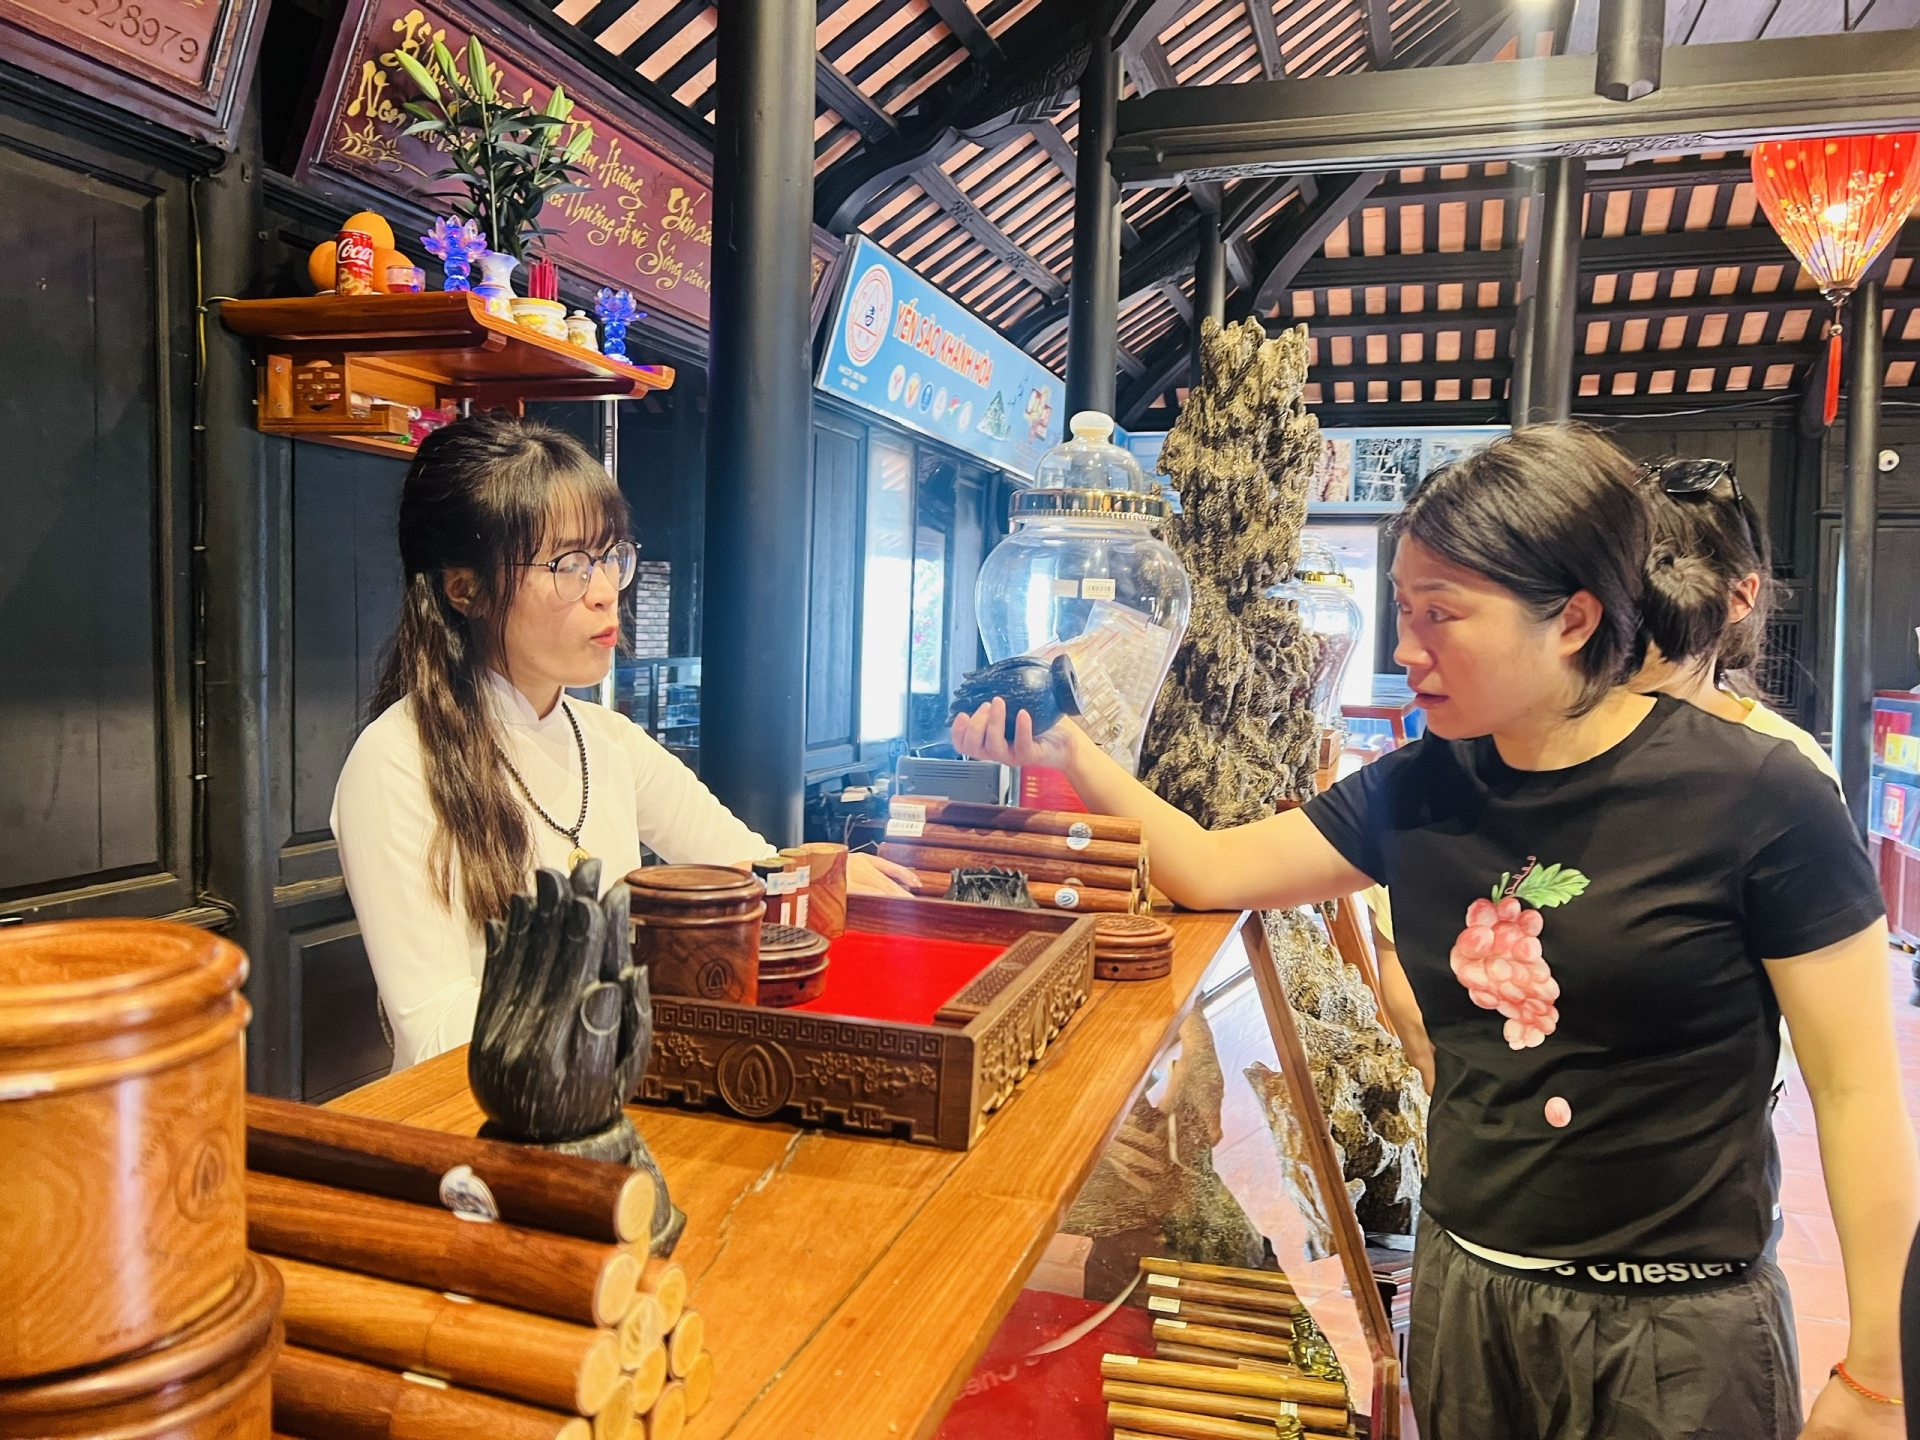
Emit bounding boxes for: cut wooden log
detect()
[1103,1380,1348,1435]
[1138,1272,1301,1316]
[1098,1355,1346,1410]
[1142,1295,1293,1338]
[640,1381,684,1440]
[637,1259,686,1332]
[265,1253,625,1415]
[894,798,1143,844]
[902,868,1137,914]
[1151,1318,1290,1363]
[1138,1258,1296,1294]
[1153,1341,1296,1376]
[627,1345,667,1415]
[272,1343,591,1440]
[248,1172,637,1327]
[590,1376,634,1440]
[247,1095,654,1245]
[680,1352,713,1419]
[617,1293,665,1372]
[666,1312,703,1381]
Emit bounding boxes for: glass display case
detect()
[974,412,1192,775]
[613,655,701,766]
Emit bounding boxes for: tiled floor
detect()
[1775,947,1920,1409]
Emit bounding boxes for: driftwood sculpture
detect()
[470,859,684,1255]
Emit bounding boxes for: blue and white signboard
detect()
[817,237,1064,479]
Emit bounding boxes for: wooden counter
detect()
[329,910,1249,1440]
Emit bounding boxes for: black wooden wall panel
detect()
[807,419,862,751]
[0,139,166,897]
[1813,515,1920,732]
[293,918,393,1101]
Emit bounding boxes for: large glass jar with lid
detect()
[1269,536,1364,732]
[974,411,1192,774]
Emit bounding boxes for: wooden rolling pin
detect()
[1144,1295,1294,1338]
[1103,1381,1348,1435]
[639,1259,687,1332]
[247,1095,655,1246]
[1152,1318,1290,1363]
[1099,1355,1347,1411]
[681,1352,713,1418]
[1140,1258,1296,1294]
[249,1171,637,1327]
[896,798,1143,844]
[902,868,1138,914]
[266,1254,624,1415]
[643,1381,685,1440]
[273,1343,590,1440]
[913,823,1142,870]
[1141,1273,1302,1317]
[878,842,1136,891]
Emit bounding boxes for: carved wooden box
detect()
[635,895,1096,1150]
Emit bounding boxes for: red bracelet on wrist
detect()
[1832,1359,1904,1406]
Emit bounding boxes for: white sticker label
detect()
[438,1165,499,1223]
[1104,1354,1139,1366]
[1050,577,1079,597]
[1279,1403,1298,1418]
[797,893,810,927]
[1147,1295,1180,1314]
[402,1373,450,1390]
[765,871,803,896]
[1055,886,1080,910]
[842,787,871,801]
[1158,1318,1187,1331]
[1066,821,1093,851]
[885,816,925,839]
[1147,1273,1180,1290]
[1081,577,1117,600]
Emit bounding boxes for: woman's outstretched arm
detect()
[951,698,1370,912]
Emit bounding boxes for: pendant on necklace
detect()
[568,845,592,871]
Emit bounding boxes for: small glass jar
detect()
[1269,536,1364,732]
[974,412,1192,774]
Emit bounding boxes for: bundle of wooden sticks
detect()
[246,1097,712,1440]
[876,797,1153,915]
[1104,1258,1353,1440]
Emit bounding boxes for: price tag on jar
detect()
[886,800,927,838]
[1081,578,1117,600]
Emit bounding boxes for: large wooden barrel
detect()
[0,1253,281,1440]
[0,921,250,1380]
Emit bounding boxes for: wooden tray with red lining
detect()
[637,894,1095,1151]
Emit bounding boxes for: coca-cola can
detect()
[335,228,376,295]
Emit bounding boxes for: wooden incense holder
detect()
[1152,1319,1290,1363]
[1103,1381,1348,1435]
[1140,1259,1296,1293]
[878,842,1136,892]
[247,1172,637,1327]
[1144,1295,1293,1338]
[246,1096,655,1246]
[913,823,1144,870]
[1141,1274,1301,1316]
[271,1344,588,1440]
[1155,1342,1296,1377]
[627,866,765,1005]
[894,798,1143,844]
[1095,914,1176,980]
[1099,1356,1347,1411]
[264,1255,623,1415]
[754,925,830,1008]
[902,869,1138,914]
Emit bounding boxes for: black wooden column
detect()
[702,0,816,845]
[1191,209,1225,386]
[1835,279,1883,828]
[1526,156,1584,425]
[1066,30,1121,418]
[1595,0,1664,102]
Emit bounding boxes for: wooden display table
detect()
[330,911,1247,1440]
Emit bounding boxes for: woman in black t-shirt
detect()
[952,427,1915,1440]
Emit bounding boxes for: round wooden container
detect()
[1093,914,1177,981]
[756,925,831,1008]
[0,921,250,1381]
[627,866,766,1005]
[0,1252,281,1440]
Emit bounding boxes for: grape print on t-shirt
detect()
[1449,857,1590,1051]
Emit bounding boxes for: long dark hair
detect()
[1393,425,1650,715]
[372,414,629,924]
[1640,466,1771,691]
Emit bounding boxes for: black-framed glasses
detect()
[522,540,638,602]
[1645,458,1743,507]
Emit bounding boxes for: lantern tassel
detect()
[1824,316,1843,427]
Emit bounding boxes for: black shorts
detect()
[1409,1226,1802,1440]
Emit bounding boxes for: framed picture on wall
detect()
[1309,426,1507,514]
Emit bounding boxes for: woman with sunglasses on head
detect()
[953,425,1915,1439]
[332,415,915,1071]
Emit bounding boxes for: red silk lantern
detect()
[1751,134,1920,425]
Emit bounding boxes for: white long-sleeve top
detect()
[331,672,772,1070]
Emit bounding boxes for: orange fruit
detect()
[307,240,336,291]
[371,247,415,292]
[342,210,395,250]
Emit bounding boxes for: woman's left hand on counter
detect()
[848,851,917,897]
[1802,1371,1905,1438]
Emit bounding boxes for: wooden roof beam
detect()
[1363,0,1394,69]
[1250,0,1287,79]
[925,0,1001,63]
[1238,170,1386,317]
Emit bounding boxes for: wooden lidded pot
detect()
[0,1252,281,1440]
[0,921,250,1381]
[626,865,765,1005]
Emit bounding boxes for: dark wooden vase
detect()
[627,866,766,1005]
[0,921,250,1381]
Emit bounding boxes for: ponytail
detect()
[370,414,628,925]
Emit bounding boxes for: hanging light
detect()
[1751,134,1920,425]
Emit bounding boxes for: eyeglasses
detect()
[522,541,638,602]
[1645,458,1743,507]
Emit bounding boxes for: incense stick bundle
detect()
[1102,1381,1348,1435]
[914,823,1143,870]
[1140,1274,1301,1317]
[642,1381,685,1440]
[638,1259,687,1331]
[248,1172,638,1326]
[1140,1258,1296,1294]
[1099,1356,1347,1411]
[896,798,1143,844]
[666,1312,703,1380]
[619,1293,666,1370]
[1144,1296,1294,1337]
[591,1377,635,1440]
[629,1345,667,1413]
[878,842,1136,891]
[1154,1341,1294,1375]
[266,1254,624,1415]
[247,1096,655,1245]
[681,1352,713,1418]
[273,1343,590,1440]
[1152,1318,1290,1363]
